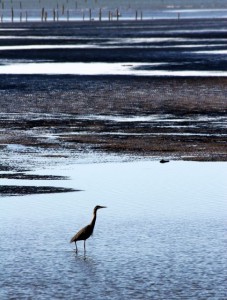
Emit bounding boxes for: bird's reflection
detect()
[72,249,95,263]
[73,249,87,261]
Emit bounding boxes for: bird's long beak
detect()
[100,206,107,209]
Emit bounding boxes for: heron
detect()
[70,205,106,253]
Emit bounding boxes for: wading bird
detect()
[70,205,106,253]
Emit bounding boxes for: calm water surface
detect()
[0,161,226,299]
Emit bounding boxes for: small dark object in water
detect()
[160,159,169,163]
[70,205,106,253]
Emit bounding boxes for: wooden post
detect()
[108,11,111,21]
[62,4,64,15]
[99,8,101,21]
[89,8,91,21]
[45,11,47,21]
[11,7,14,22]
[26,11,28,22]
[57,10,59,21]
[82,10,85,21]
[116,8,119,21]
[53,9,56,21]
[141,11,143,20]
[67,9,69,21]
[135,10,137,21]
[41,7,44,21]
[20,11,22,22]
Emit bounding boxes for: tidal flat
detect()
[0,19,227,175]
[0,18,227,299]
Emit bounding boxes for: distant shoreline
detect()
[0,7,227,23]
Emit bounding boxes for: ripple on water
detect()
[0,161,226,299]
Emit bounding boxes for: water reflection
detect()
[72,251,95,263]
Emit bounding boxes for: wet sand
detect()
[0,19,227,196]
[1,75,226,164]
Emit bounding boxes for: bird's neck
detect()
[90,211,97,229]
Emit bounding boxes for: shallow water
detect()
[1,62,227,77]
[1,19,227,78]
[0,161,226,299]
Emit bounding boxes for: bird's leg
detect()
[75,242,78,253]
[84,240,86,253]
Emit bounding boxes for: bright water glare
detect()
[0,161,226,299]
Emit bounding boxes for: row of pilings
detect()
[0,8,150,22]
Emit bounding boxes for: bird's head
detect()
[94,205,106,213]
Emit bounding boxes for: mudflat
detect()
[0,19,227,176]
[1,75,226,162]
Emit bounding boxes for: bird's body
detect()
[71,224,93,242]
[70,205,106,253]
